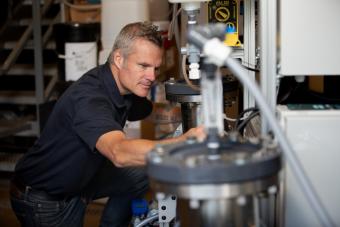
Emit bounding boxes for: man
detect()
[10,22,204,227]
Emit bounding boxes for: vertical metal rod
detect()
[243,0,256,110]
[32,0,45,133]
[60,2,66,22]
[259,195,269,226]
[260,0,277,134]
[269,191,277,227]
[253,196,261,227]
[278,173,285,227]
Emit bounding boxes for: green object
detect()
[286,104,334,110]
[87,0,101,4]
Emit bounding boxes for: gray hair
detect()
[108,22,163,63]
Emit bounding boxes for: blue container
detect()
[131,199,149,216]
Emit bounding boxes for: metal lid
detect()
[147,138,281,184]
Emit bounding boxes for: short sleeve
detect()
[73,94,123,151]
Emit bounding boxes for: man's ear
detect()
[113,50,124,69]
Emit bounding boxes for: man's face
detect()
[118,39,163,97]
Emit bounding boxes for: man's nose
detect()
[145,68,157,81]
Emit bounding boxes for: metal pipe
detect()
[259,0,277,134]
[32,0,44,134]
[243,0,256,109]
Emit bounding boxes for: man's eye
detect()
[139,64,148,69]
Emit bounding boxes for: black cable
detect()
[308,90,340,102]
[277,77,304,104]
[235,107,259,127]
[242,65,260,72]
[277,85,298,104]
[236,110,260,133]
[223,61,259,72]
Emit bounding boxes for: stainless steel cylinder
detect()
[147,137,282,227]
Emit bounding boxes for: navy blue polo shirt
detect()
[14,62,152,197]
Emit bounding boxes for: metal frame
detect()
[32,0,45,134]
[158,195,177,227]
[259,0,277,134]
[242,0,257,110]
[0,0,55,75]
[32,0,44,104]
[0,0,59,136]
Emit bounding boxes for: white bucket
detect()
[99,0,149,64]
[65,42,97,81]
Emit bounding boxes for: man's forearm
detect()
[97,127,204,167]
[113,134,188,167]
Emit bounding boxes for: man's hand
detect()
[182,125,206,142]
